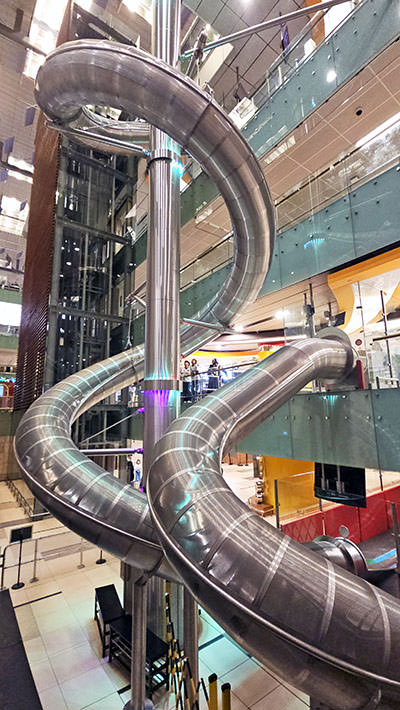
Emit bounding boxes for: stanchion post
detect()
[30,538,39,583]
[77,538,85,569]
[12,537,24,590]
[221,683,231,710]
[96,549,106,565]
[208,673,218,710]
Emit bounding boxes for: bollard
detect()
[208,673,218,710]
[221,683,231,710]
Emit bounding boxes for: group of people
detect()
[180,357,221,402]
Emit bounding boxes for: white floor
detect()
[0,475,309,710]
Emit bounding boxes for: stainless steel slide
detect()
[14,39,400,709]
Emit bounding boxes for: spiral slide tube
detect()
[14,39,400,708]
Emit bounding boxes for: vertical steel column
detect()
[183,587,199,692]
[124,575,148,710]
[143,0,181,482]
[129,3,182,709]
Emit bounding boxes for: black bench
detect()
[0,589,43,709]
[109,615,169,698]
[94,584,125,657]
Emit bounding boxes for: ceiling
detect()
[183,0,305,111]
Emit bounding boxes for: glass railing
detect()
[245,2,348,120]
[277,117,400,232]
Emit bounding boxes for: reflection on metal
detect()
[14,30,400,710]
[181,0,354,59]
[46,121,149,156]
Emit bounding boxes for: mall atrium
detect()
[0,1,400,709]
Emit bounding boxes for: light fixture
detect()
[355,111,400,149]
[233,324,244,332]
[24,0,69,79]
[275,309,289,320]
[0,303,22,327]
[326,69,337,83]
[122,0,139,11]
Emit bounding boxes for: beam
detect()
[181,0,354,58]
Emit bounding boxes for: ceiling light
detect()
[24,0,69,78]
[122,0,139,11]
[0,303,21,327]
[233,324,244,332]
[355,111,400,149]
[275,309,289,320]
[326,69,337,83]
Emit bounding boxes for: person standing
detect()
[134,458,142,486]
[127,455,134,482]
[207,358,220,391]
[190,358,201,402]
[180,360,191,402]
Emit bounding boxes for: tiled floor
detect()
[0,476,309,709]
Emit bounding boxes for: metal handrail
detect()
[0,528,101,589]
[6,478,51,521]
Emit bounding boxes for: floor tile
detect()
[23,635,48,664]
[199,636,249,677]
[221,658,279,707]
[49,641,101,684]
[40,685,68,710]
[34,607,76,634]
[30,657,58,692]
[82,692,124,709]
[41,624,87,656]
[59,665,116,710]
[31,593,69,618]
[252,684,308,709]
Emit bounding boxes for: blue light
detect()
[172,159,185,177]
[304,236,325,249]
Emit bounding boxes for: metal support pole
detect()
[391,503,400,575]
[274,479,280,530]
[77,538,85,569]
[143,0,181,484]
[182,0,354,58]
[380,289,393,379]
[30,539,39,582]
[183,587,199,695]
[124,575,148,710]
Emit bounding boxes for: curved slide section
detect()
[15,39,273,574]
[148,336,400,708]
[14,39,400,710]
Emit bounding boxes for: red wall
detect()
[282,484,400,543]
